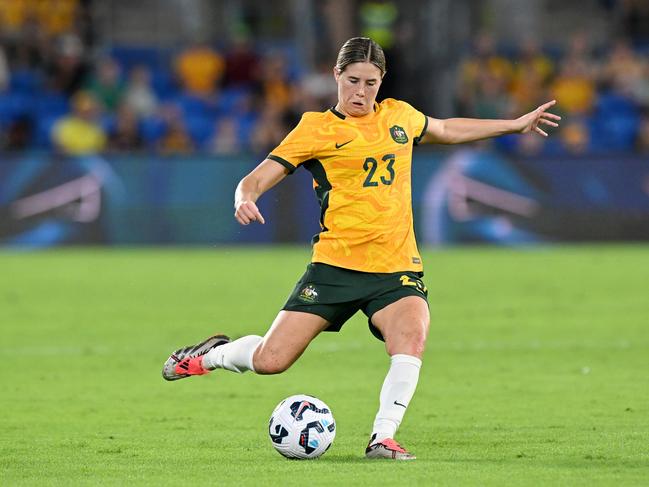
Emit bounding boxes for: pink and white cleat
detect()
[162,334,230,381]
[365,434,416,460]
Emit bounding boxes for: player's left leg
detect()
[366,295,429,460]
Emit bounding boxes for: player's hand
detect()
[515,99,561,137]
[234,200,266,225]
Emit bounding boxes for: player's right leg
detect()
[364,294,430,460]
[162,310,329,381]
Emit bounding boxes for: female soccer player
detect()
[163,37,560,460]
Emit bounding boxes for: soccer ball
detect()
[268,394,336,459]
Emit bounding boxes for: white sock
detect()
[202,335,262,373]
[371,354,422,443]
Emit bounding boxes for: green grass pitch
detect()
[1,245,648,486]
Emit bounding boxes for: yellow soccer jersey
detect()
[268,98,428,273]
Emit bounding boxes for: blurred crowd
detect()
[1,0,648,157]
[0,0,337,157]
[458,31,649,155]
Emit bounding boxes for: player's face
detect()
[334,62,383,117]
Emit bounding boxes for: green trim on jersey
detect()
[303,159,331,244]
[267,154,296,174]
[413,114,428,146]
[329,107,346,120]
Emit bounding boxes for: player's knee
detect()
[410,331,427,357]
[392,335,426,357]
[252,349,292,375]
[385,317,429,357]
[255,361,290,375]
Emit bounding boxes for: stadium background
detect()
[2,0,648,246]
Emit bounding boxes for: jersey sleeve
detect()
[400,101,428,146]
[267,114,317,174]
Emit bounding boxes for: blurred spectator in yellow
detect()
[510,37,554,112]
[123,65,158,118]
[550,62,596,115]
[549,32,597,115]
[208,116,242,155]
[0,0,78,36]
[458,32,513,116]
[52,90,106,155]
[0,0,30,35]
[34,0,78,36]
[86,57,124,111]
[108,104,143,153]
[175,40,224,97]
[223,32,260,88]
[158,105,194,155]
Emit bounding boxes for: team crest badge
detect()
[389,125,408,144]
[298,284,319,303]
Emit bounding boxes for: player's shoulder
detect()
[293,110,329,129]
[379,98,420,113]
[302,110,330,122]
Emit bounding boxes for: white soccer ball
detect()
[268,394,336,459]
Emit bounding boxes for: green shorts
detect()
[282,263,428,341]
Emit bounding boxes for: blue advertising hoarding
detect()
[1,150,648,247]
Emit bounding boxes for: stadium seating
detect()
[1,42,646,154]
[589,92,640,152]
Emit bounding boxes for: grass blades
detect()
[1,245,648,486]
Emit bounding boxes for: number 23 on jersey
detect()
[363,153,395,187]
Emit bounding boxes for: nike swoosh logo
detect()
[335,140,353,149]
[394,400,407,408]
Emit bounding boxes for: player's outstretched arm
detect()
[234,159,290,225]
[420,100,561,145]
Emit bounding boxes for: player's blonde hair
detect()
[335,37,386,76]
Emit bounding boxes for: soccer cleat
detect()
[365,434,416,460]
[162,334,230,381]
